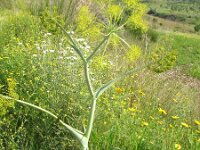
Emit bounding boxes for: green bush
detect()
[194,24,200,32]
[149,47,177,73]
[147,29,159,42]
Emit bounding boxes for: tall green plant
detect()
[0,0,148,149]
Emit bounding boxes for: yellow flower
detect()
[169,124,174,128]
[181,122,190,128]
[150,116,155,120]
[7,78,14,82]
[172,116,179,119]
[175,144,181,150]
[128,107,136,112]
[157,121,164,125]
[196,130,200,134]
[197,138,200,143]
[159,108,167,115]
[115,87,123,93]
[107,5,122,18]
[194,119,200,126]
[142,121,148,126]
[120,101,126,106]
[172,98,178,102]
[126,45,141,63]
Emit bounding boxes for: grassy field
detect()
[143,0,200,25]
[143,0,200,79]
[148,30,200,79]
[0,0,200,149]
[145,15,195,33]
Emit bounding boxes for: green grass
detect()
[153,31,200,79]
[143,0,200,25]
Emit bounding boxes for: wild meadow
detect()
[0,0,200,149]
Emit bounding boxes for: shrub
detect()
[149,47,177,73]
[147,29,159,42]
[194,24,200,32]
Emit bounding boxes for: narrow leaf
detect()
[87,33,112,62]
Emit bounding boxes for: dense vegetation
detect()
[0,0,200,149]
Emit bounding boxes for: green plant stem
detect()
[85,98,97,139]
[113,33,131,48]
[83,62,96,139]
[84,63,94,97]
[87,33,112,62]
[83,61,97,149]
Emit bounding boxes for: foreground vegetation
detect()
[0,0,200,149]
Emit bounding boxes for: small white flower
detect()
[67,56,77,61]
[36,46,40,50]
[18,42,23,45]
[59,50,67,55]
[67,31,74,35]
[85,45,90,49]
[46,33,52,36]
[76,38,85,42]
[71,56,78,60]
[43,50,48,54]
[69,50,74,54]
[109,61,114,66]
[58,56,64,59]
[49,50,55,53]
[83,41,88,45]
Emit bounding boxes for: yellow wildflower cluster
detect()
[128,107,136,113]
[159,108,167,115]
[76,6,101,40]
[175,144,181,150]
[172,116,179,120]
[0,78,17,116]
[115,87,124,93]
[126,45,141,63]
[107,5,122,20]
[123,0,138,7]
[181,122,190,128]
[194,119,200,126]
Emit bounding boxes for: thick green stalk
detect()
[84,63,94,97]
[85,98,97,139]
[87,33,112,62]
[83,62,96,149]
